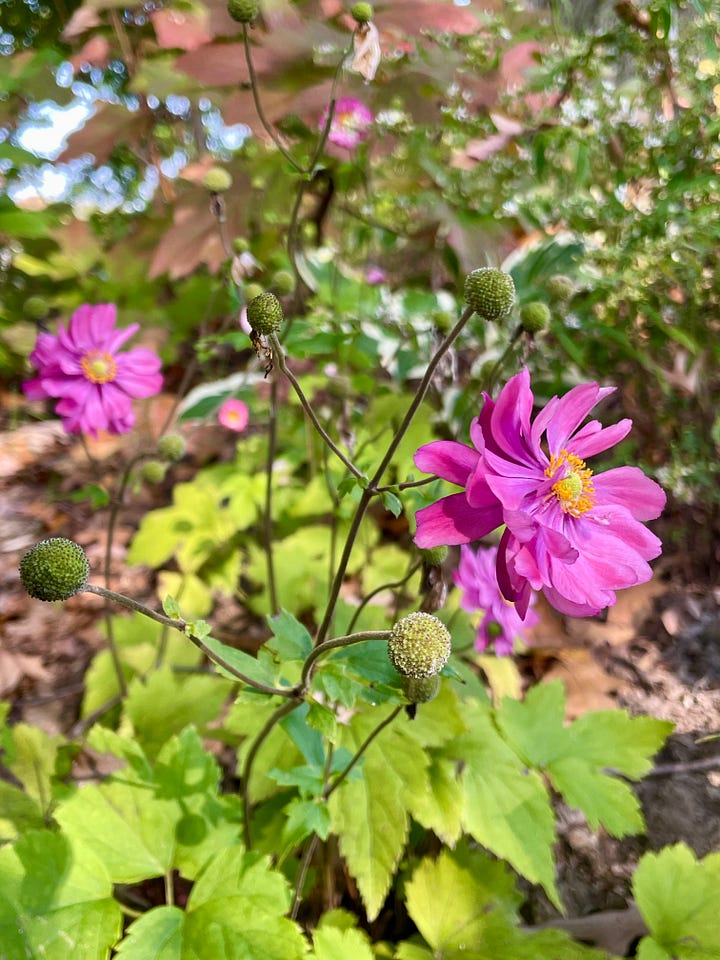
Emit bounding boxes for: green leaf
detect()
[115,906,184,959]
[267,609,314,661]
[163,595,181,619]
[154,727,220,800]
[381,490,403,518]
[0,831,122,960]
[633,844,720,959]
[405,849,520,953]
[311,925,375,960]
[6,723,61,813]
[124,666,232,759]
[407,757,463,846]
[457,703,559,908]
[0,781,45,841]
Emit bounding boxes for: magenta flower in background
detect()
[218,398,249,432]
[414,367,666,619]
[454,543,539,655]
[23,304,162,438]
[320,98,373,151]
[366,266,387,286]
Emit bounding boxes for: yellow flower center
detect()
[545,449,596,517]
[81,350,117,384]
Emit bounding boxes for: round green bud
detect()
[202,167,233,193]
[545,274,575,301]
[420,545,448,565]
[227,0,259,23]
[401,674,440,704]
[247,291,283,335]
[464,268,516,321]
[141,460,167,484]
[486,620,503,639]
[232,237,250,254]
[519,301,551,334]
[158,433,186,463]
[20,538,90,602]
[388,612,451,679]
[244,282,264,303]
[272,270,294,295]
[351,2,374,23]
[24,296,50,321]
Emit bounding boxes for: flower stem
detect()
[298,630,390,693]
[241,698,301,849]
[269,333,365,480]
[315,305,476,645]
[82,584,296,698]
[265,376,279,615]
[324,705,403,799]
[346,562,422,634]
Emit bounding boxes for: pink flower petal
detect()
[414,440,480,486]
[414,492,502,548]
[592,467,666,521]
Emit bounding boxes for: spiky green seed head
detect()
[20,538,89,602]
[141,460,167,484]
[158,433,186,463]
[401,673,441,704]
[24,297,50,320]
[227,0,259,23]
[202,167,233,193]
[464,268,515,321]
[351,2,374,23]
[420,545,448,565]
[247,292,283,335]
[519,301,551,334]
[272,270,294,295]
[545,274,575,302]
[388,612,451,679]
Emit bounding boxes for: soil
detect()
[2,399,720,954]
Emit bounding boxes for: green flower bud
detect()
[420,545,448,565]
[401,674,440,704]
[351,2,374,23]
[464,268,515,321]
[388,612,451,679]
[141,460,167,484]
[545,274,575,302]
[202,167,233,193]
[20,538,89,602]
[158,433,186,463]
[244,282,265,303]
[519,301,551,334]
[227,0,259,23]
[232,237,250,254]
[272,270,294,295]
[247,292,283,335]
[24,296,50,321]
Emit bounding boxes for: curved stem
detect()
[83,584,296,698]
[346,562,421,634]
[269,334,365,480]
[290,832,319,920]
[324,705,403,799]
[242,24,302,171]
[241,698,301,849]
[298,630,390,693]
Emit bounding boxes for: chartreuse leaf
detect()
[456,701,559,908]
[267,609,314,661]
[495,681,672,837]
[0,830,122,960]
[124,665,232,760]
[328,707,425,920]
[311,924,374,960]
[6,723,61,813]
[117,847,306,960]
[633,844,720,960]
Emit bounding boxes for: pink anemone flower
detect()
[414,367,666,619]
[454,543,539,655]
[320,98,373,151]
[23,303,162,438]
[218,398,249,432]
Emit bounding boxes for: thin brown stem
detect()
[324,706,403,799]
[265,377,279,615]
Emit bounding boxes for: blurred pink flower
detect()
[414,367,666,618]
[23,303,162,438]
[366,266,387,285]
[218,398,249,432]
[454,544,538,655]
[321,98,373,151]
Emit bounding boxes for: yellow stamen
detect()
[81,350,117,384]
[545,449,596,517]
